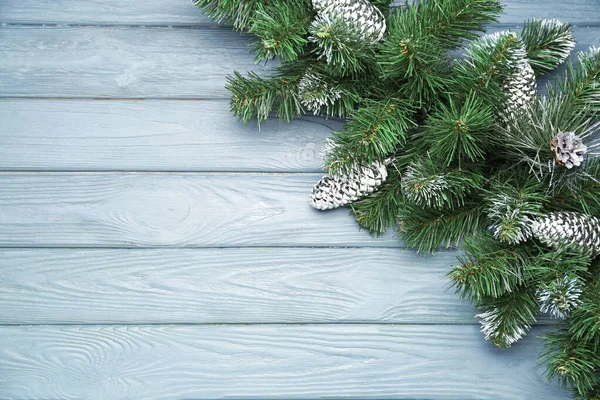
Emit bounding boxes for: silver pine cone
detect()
[550,131,588,169]
[532,211,600,257]
[297,69,342,115]
[499,52,537,120]
[309,161,388,210]
[311,0,386,43]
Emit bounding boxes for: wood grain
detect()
[0,100,340,172]
[2,0,600,25]
[0,0,214,26]
[0,325,568,400]
[0,25,597,99]
[0,173,401,247]
[0,26,269,99]
[0,248,477,324]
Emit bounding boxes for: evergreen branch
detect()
[309,14,376,77]
[326,98,417,174]
[549,47,600,114]
[476,288,538,348]
[450,234,529,301]
[350,166,403,233]
[401,157,485,209]
[542,328,600,398]
[398,202,486,253]
[521,19,575,75]
[226,71,303,123]
[452,31,525,108]
[250,1,312,62]
[192,0,265,31]
[424,95,494,166]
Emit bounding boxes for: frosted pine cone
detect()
[537,275,582,319]
[532,212,600,257]
[309,161,388,210]
[550,131,588,169]
[311,0,386,43]
[499,52,537,120]
[297,70,342,115]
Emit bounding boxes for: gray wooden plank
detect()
[0,325,568,400]
[0,26,268,99]
[0,0,213,26]
[0,248,477,324]
[0,173,401,247]
[0,25,597,98]
[0,100,339,172]
[2,0,599,25]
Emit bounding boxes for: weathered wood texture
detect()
[2,0,600,25]
[0,325,567,400]
[1,25,598,99]
[0,173,399,247]
[0,26,269,99]
[0,248,474,324]
[0,100,338,172]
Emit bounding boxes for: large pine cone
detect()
[311,0,386,43]
[532,211,600,257]
[309,161,388,210]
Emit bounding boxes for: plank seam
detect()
[0,322,557,327]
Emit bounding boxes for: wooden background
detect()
[1,1,599,399]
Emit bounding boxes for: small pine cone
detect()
[297,70,342,115]
[550,131,588,169]
[311,0,386,43]
[537,275,582,319]
[532,211,600,257]
[499,54,537,120]
[309,161,388,210]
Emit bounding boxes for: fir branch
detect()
[226,71,303,123]
[452,31,525,109]
[398,201,486,253]
[326,98,417,174]
[484,180,548,244]
[542,328,600,398]
[423,95,494,166]
[350,166,403,233]
[192,0,265,31]
[521,19,575,75]
[450,234,529,301]
[476,288,538,348]
[308,14,378,78]
[401,158,485,209]
[250,1,312,62]
[549,47,600,114]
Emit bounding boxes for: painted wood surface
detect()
[0,325,567,400]
[0,26,269,99]
[2,0,600,25]
[0,173,400,247]
[1,25,598,99]
[0,248,474,324]
[0,100,338,172]
[1,0,594,399]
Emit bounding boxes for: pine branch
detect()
[250,1,312,62]
[542,328,600,398]
[450,234,529,301]
[192,0,265,31]
[521,19,575,75]
[326,98,417,174]
[398,201,486,253]
[423,95,494,167]
[350,166,403,233]
[549,47,600,114]
[226,71,303,123]
[401,157,485,209]
[476,288,538,348]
